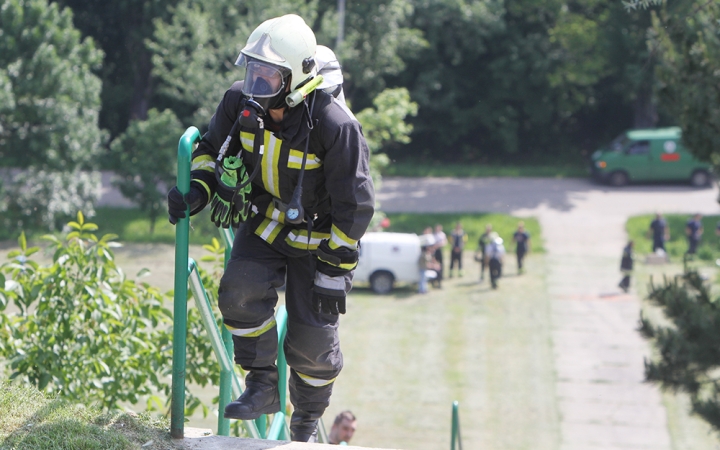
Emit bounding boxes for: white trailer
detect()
[354,232,421,294]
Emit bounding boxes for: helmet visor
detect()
[242,60,287,98]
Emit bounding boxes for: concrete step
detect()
[177,427,402,450]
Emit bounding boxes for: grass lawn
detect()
[385,212,543,253]
[626,214,720,262]
[329,252,559,449]
[0,382,177,450]
[3,208,543,255]
[0,207,225,245]
[382,161,587,178]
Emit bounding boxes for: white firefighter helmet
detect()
[315,45,345,103]
[236,14,317,93]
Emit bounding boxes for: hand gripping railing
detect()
[171,127,290,440]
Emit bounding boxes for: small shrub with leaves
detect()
[0,212,220,420]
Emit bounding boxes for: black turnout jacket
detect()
[190,81,375,261]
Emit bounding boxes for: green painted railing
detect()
[451,401,463,450]
[171,127,291,441]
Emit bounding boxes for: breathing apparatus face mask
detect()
[239,59,290,127]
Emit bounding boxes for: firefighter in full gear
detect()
[166,14,375,442]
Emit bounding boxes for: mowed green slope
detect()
[328,253,560,450]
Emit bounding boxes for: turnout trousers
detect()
[218,224,345,414]
[489,258,502,289]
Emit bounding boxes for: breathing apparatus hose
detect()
[284,90,317,224]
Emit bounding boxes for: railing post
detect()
[276,306,288,418]
[217,237,234,436]
[170,127,200,439]
[451,400,463,450]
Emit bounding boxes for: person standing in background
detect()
[449,221,467,278]
[433,224,447,288]
[685,213,703,256]
[477,224,493,282]
[485,232,505,289]
[618,240,634,293]
[512,221,531,274]
[648,213,669,253]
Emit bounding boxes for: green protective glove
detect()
[210,156,252,228]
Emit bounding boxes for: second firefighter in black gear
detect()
[167,14,374,442]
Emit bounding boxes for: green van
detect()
[590,127,712,186]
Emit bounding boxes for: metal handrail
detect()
[451,401,463,450]
[170,127,197,439]
[171,127,291,440]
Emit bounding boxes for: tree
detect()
[149,0,319,127]
[624,0,720,192]
[631,0,720,433]
[54,0,181,139]
[0,0,105,231]
[109,108,183,233]
[640,268,720,432]
[314,0,427,110]
[646,0,720,184]
[357,87,418,228]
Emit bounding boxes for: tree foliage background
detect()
[46,0,675,167]
[2,0,719,225]
[644,0,720,188]
[0,0,105,233]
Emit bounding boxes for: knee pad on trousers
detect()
[285,320,343,380]
[218,260,278,323]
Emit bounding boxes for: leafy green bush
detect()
[0,212,222,421]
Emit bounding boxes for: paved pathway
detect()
[377,177,720,449]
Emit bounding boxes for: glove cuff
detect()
[316,240,359,277]
[188,181,209,215]
[314,272,348,296]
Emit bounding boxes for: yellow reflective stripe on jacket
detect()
[288,149,322,170]
[191,154,215,172]
[224,316,276,338]
[266,203,285,224]
[285,229,330,250]
[256,217,283,243]
[261,132,282,197]
[240,131,254,152]
[296,371,336,387]
[328,224,358,250]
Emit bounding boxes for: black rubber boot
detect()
[224,366,280,420]
[290,409,322,442]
